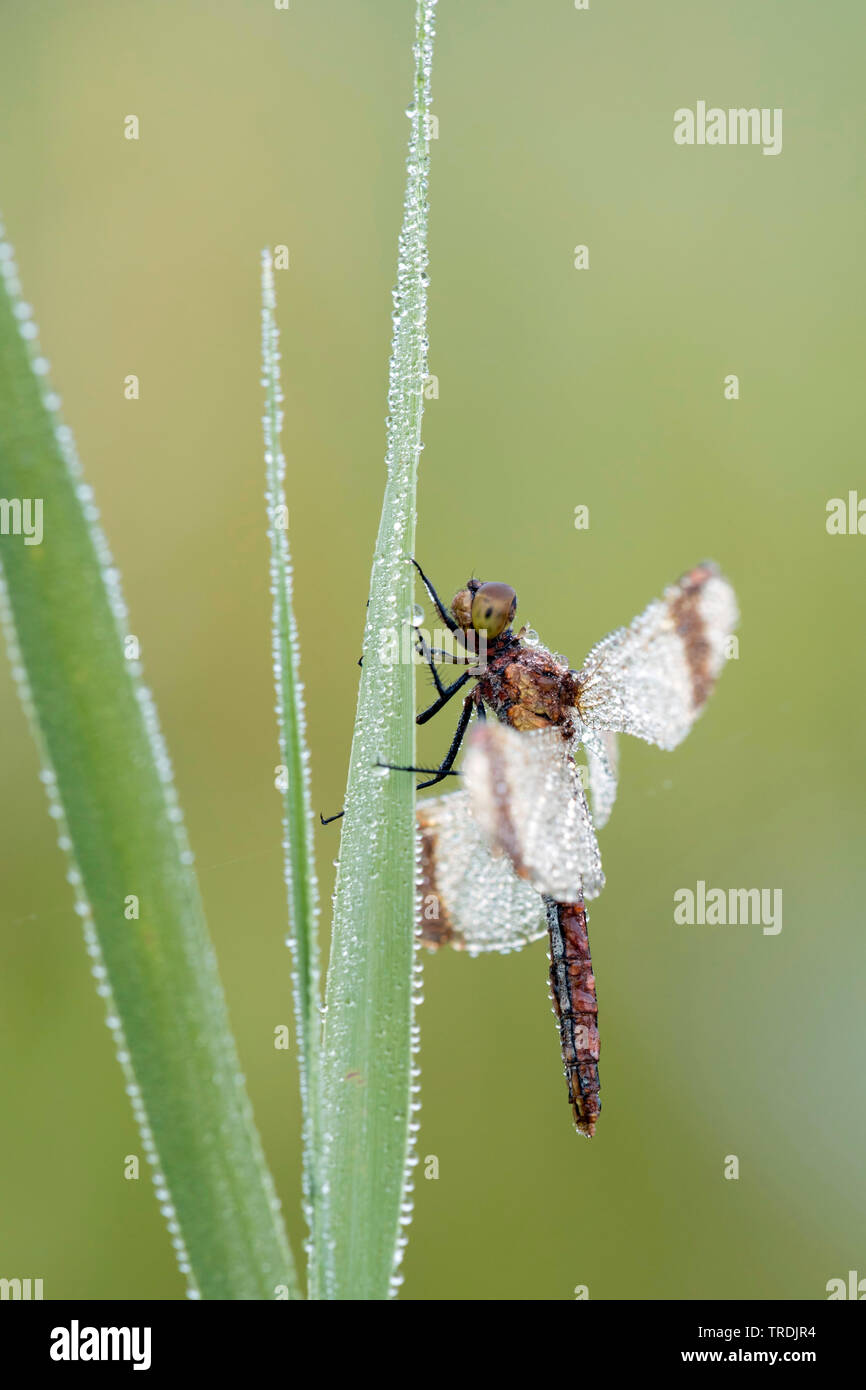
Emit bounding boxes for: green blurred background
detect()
[0,0,864,1300]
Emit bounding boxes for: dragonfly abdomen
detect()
[545,896,601,1138]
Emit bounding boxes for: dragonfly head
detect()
[451,579,517,642]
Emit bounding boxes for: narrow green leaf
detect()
[0,218,298,1300]
[318,0,437,1300]
[261,252,324,1293]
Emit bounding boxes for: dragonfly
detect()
[399,559,738,1137]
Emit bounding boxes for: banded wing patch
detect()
[463,722,604,902]
[417,790,547,955]
[574,562,738,751]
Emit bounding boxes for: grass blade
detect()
[261,252,323,1292]
[318,0,438,1300]
[0,218,298,1300]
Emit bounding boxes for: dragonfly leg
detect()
[424,646,479,667]
[415,696,474,789]
[376,763,461,780]
[323,682,466,819]
[416,668,472,725]
[410,557,458,632]
[379,693,474,789]
[423,645,477,663]
[415,631,450,697]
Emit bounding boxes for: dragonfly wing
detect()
[574,562,738,750]
[579,723,619,830]
[417,789,547,955]
[463,722,605,902]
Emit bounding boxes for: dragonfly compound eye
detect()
[470,582,517,639]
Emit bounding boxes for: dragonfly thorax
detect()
[478,644,578,735]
